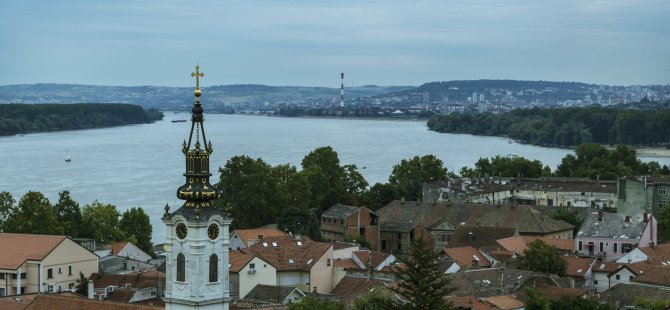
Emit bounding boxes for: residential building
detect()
[575,211,657,261]
[617,176,670,215]
[446,226,517,250]
[0,233,98,296]
[331,277,397,308]
[320,204,380,250]
[245,235,334,294]
[88,269,165,304]
[0,293,162,309]
[228,250,276,301]
[229,228,289,250]
[351,250,396,271]
[496,236,575,255]
[443,246,494,273]
[564,256,597,289]
[599,283,670,309]
[616,242,670,264]
[332,241,359,260]
[242,284,305,305]
[481,295,525,310]
[375,200,573,254]
[110,242,152,263]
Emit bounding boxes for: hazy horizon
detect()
[1,0,669,87]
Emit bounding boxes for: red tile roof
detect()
[0,233,67,269]
[444,246,492,269]
[635,266,670,286]
[334,258,360,270]
[245,236,331,272]
[353,251,392,269]
[229,250,256,273]
[497,236,575,254]
[233,228,288,246]
[24,295,162,309]
[111,242,129,255]
[444,295,494,310]
[564,256,595,277]
[482,294,524,310]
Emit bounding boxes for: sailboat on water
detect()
[65,150,71,162]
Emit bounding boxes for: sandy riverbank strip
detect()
[635,147,670,157]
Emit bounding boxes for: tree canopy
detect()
[517,240,567,276]
[119,207,154,256]
[388,154,448,200]
[390,238,454,310]
[3,191,63,235]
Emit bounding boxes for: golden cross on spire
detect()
[191,65,204,89]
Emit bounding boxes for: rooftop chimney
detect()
[597,211,603,221]
[87,280,94,299]
[644,212,649,223]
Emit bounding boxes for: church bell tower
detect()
[163,65,231,310]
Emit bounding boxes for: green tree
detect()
[517,240,567,276]
[634,297,670,310]
[552,295,609,310]
[277,207,310,236]
[524,288,551,310]
[360,183,397,211]
[657,204,670,243]
[389,155,448,200]
[389,238,454,310]
[548,206,582,236]
[353,287,395,310]
[300,146,352,210]
[75,271,88,296]
[4,191,63,235]
[287,294,344,310]
[215,155,276,229]
[0,191,15,232]
[53,190,82,237]
[80,201,125,244]
[119,207,154,256]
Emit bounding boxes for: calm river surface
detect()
[1,113,668,242]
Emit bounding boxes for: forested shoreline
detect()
[427,107,670,147]
[0,103,163,136]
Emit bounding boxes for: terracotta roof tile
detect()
[444,246,492,269]
[634,266,670,286]
[353,251,391,269]
[229,250,256,273]
[332,241,358,251]
[0,233,66,269]
[111,242,129,255]
[497,236,575,254]
[564,256,595,277]
[482,294,524,310]
[24,294,162,309]
[246,236,331,272]
[444,295,494,310]
[232,228,288,246]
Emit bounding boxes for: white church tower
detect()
[163,65,231,310]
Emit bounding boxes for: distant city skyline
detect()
[1,0,668,87]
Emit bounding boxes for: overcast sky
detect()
[1,0,668,87]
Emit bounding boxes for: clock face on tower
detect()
[208,223,219,239]
[176,223,187,239]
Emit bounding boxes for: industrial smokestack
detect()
[340,73,344,107]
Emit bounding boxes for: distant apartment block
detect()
[320,204,380,251]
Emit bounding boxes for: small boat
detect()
[65,150,71,162]
[171,119,187,123]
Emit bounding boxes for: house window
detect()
[327,259,331,267]
[209,254,218,283]
[578,241,582,251]
[288,259,294,264]
[176,253,186,282]
[48,268,53,279]
[0,273,4,280]
[615,275,620,280]
[359,227,366,235]
[599,242,604,253]
[659,201,669,209]
[20,273,26,279]
[594,280,598,285]
[250,263,255,269]
[381,240,387,250]
[622,243,634,253]
[58,267,62,274]
[69,283,74,290]
[68,266,72,276]
[341,220,344,224]
[659,187,667,195]
[614,243,618,253]
[629,276,634,282]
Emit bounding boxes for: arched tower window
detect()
[177,253,185,282]
[209,254,218,283]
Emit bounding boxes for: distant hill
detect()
[0,83,414,110]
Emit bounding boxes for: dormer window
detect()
[262,242,268,247]
[272,242,278,247]
[297,241,303,246]
[288,259,294,264]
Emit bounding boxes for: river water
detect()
[1,113,667,242]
